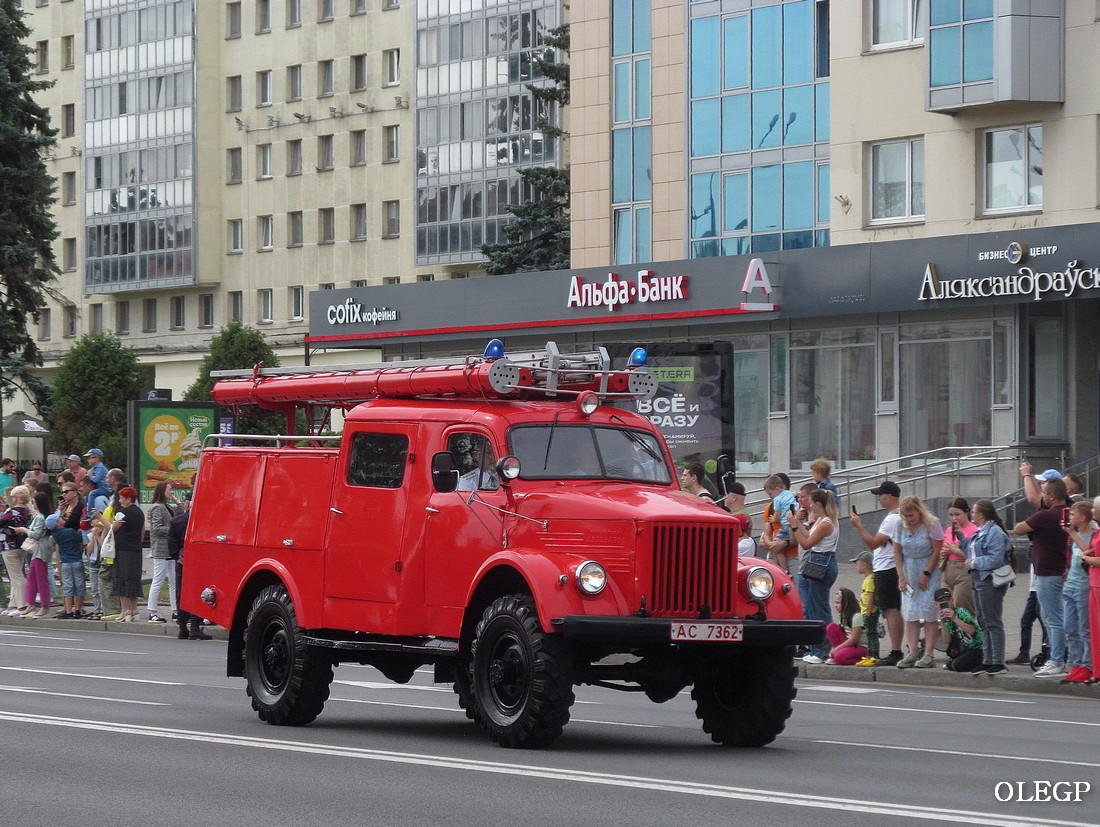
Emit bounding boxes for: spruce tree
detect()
[0,0,61,428]
[481,24,570,275]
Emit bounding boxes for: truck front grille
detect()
[649,522,739,617]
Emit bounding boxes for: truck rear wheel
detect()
[244,584,333,726]
[691,646,796,747]
[469,594,574,748]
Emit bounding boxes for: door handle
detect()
[330,507,344,515]
[425,507,439,513]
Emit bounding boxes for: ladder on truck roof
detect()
[209,340,658,433]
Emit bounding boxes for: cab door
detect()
[324,425,417,604]
[422,428,507,608]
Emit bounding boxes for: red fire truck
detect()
[181,341,822,749]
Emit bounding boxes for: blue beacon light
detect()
[483,339,505,360]
[628,347,648,367]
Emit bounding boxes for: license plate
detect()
[670,621,744,642]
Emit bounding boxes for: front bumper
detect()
[558,615,824,647]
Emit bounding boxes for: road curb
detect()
[798,661,1100,699]
[0,612,229,640]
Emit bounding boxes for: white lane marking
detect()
[796,699,1100,728]
[0,710,1089,827]
[328,697,657,727]
[0,667,184,686]
[0,687,167,706]
[335,680,452,693]
[0,631,84,641]
[812,739,1100,770]
[798,684,1037,704]
[0,642,145,655]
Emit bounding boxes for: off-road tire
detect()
[691,646,796,747]
[469,594,575,748]
[243,584,333,726]
[453,651,477,720]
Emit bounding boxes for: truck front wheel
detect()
[469,594,575,748]
[243,584,333,726]
[691,646,796,747]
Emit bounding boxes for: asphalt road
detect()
[0,625,1097,827]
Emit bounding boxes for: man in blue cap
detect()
[83,448,108,490]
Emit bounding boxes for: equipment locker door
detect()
[324,425,417,603]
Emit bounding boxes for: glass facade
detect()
[415,0,562,265]
[83,0,196,294]
[611,0,652,265]
[688,0,830,257]
[928,0,992,88]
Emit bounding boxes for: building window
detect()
[383,49,400,86]
[871,0,927,48]
[227,75,242,111]
[289,286,305,321]
[383,124,399,162]
[228,219,243,252]
[351,203,367,239]
[258,215,274,250]
[929,0,993,88]
[62,237,76,270]
[382,276,400,285]
[383,200,400,237]
[317,134,334,170]
[61,34,74,68]
[38,308,51,340]
[256,70,272,106]
[227,147,242,184]
[416,273,434,283]
[351,54,367,91]
[319,282,335,290]
[59,103,75,137]
[258,289,273,323]
[869,137,924,222]
[89,303,103,334]
[115,301,129,335]
[351,0,366,14]
[229,291,243,323]
[286,139,303,175]
[257,143,273,179]
[319,207,335,243]
[142,298,157,333]
[170,295,185,329]
[287,0,301,27]
[256,0,271,33]
[350,130,366,166]
[318,59,335,96]
[287,211,303,246]
[61,171,76,204]
[287,65,302,101]
[199,293,214,328]
[226,1,241,38]
[35,40,47,73]
[319,0,334,21]
[984,125,1042,214]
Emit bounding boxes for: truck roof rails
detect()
[210,340,658,423]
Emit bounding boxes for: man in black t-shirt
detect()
[1014,477,1069,678]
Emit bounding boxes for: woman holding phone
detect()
[789,489,839,663]
[940,497,978,616]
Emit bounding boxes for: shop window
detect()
[732,334,769,471]
[870,137,924,222]
[1026,313,1065,439]
[899,325,992,454]
[983,125,1042,214]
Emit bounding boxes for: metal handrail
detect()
[742,444,1014,512]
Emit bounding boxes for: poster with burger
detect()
[129,402,218,505]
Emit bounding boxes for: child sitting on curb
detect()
[936,586,984,673]
[825,587,868,665]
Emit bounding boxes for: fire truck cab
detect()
[181,341,822,749]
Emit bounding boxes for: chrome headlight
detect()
[575,560,607,595]
[744,566,774,600]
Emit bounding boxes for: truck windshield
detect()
[509,424,673,483]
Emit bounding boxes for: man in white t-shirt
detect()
[851,480,904,666]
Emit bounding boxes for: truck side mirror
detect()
[716,453,736,498]
[431,451,460,493]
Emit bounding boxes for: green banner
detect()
[131,403,217,505]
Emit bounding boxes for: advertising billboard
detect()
[127,401,218,505]
[608,342,734,482]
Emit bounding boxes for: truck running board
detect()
[302,634,459,656]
